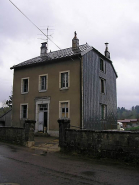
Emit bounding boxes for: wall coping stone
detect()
[65,128,139,134]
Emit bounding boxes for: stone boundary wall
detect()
[0,120,35,147]
[60,127,139,162]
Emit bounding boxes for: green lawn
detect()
[125,126,139,131]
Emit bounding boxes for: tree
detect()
[0,100,11,117]
[6,95,13,108]
[117,105,139,119]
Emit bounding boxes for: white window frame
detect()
[59,70,70,90]
[59,100,70,119]
[39,74,48,92]
[21,77,29,94]
[20,103,28,119]
[100,104,107,120]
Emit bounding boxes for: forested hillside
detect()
[117,105,139,120]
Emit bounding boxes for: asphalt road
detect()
[0,142,139,185]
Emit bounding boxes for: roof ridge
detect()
[47,43,90,54]
[10,43,91,69]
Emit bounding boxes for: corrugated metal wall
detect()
[83,50,117,130]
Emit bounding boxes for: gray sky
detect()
[0,0,139,109]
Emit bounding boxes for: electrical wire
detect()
[9,0,75,61]
[9,0,61,50]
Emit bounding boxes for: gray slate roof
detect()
[11,44,91,69]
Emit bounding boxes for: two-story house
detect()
[10,32,117,136]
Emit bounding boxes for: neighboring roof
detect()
[0,109,12,118]
[118,119,138,123]
[118,120,131,123]
[10,43,117,77]
[10,44,91,69]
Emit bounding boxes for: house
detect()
[0,109,12,126]
[118,119,139,128]
[10,32,117,136]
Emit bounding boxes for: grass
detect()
[125,126,139,131]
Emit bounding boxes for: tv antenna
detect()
[37,26,54,51]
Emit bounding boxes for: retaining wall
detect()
[0,120,35,147]
[59,123,139,162]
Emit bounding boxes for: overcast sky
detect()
[0,0,139,109]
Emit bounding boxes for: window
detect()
[21,78,29,94]
[100,58,105,72]
[20,104,28,119]
[100,104,107,120]
[59,71,70,89]
[100,58,104,71]
[59,101,70,119]
[39,104,48,111]
[100,78,106,94]
[39,74,48,92]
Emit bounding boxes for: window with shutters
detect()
[39,74,48,92]
[59,70,70,89]
[59,101,70,119]
[21,78,29,94]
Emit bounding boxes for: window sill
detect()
[100,70,106,74]
[60,87,69,91]
[39,90,47,93]
[21,92,29,95]
[101,92,105,95]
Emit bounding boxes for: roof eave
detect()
[10,53,81,70]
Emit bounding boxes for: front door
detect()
[44,112,47,133]
[38,111,44,131]
[38,104,48,132]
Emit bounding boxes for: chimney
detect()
[72,31,79,51]
[104,43,110,59]
[40,42,47,56]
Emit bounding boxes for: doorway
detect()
[38,104,48,133]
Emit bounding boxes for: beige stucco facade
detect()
[12,58,81,136]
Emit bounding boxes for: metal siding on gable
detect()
[83,50,117,130]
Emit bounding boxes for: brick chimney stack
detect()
[40,42,47,56]
[104,43,110,59]
[72,31,79,51]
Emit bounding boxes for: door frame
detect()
[35,97,50,133]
